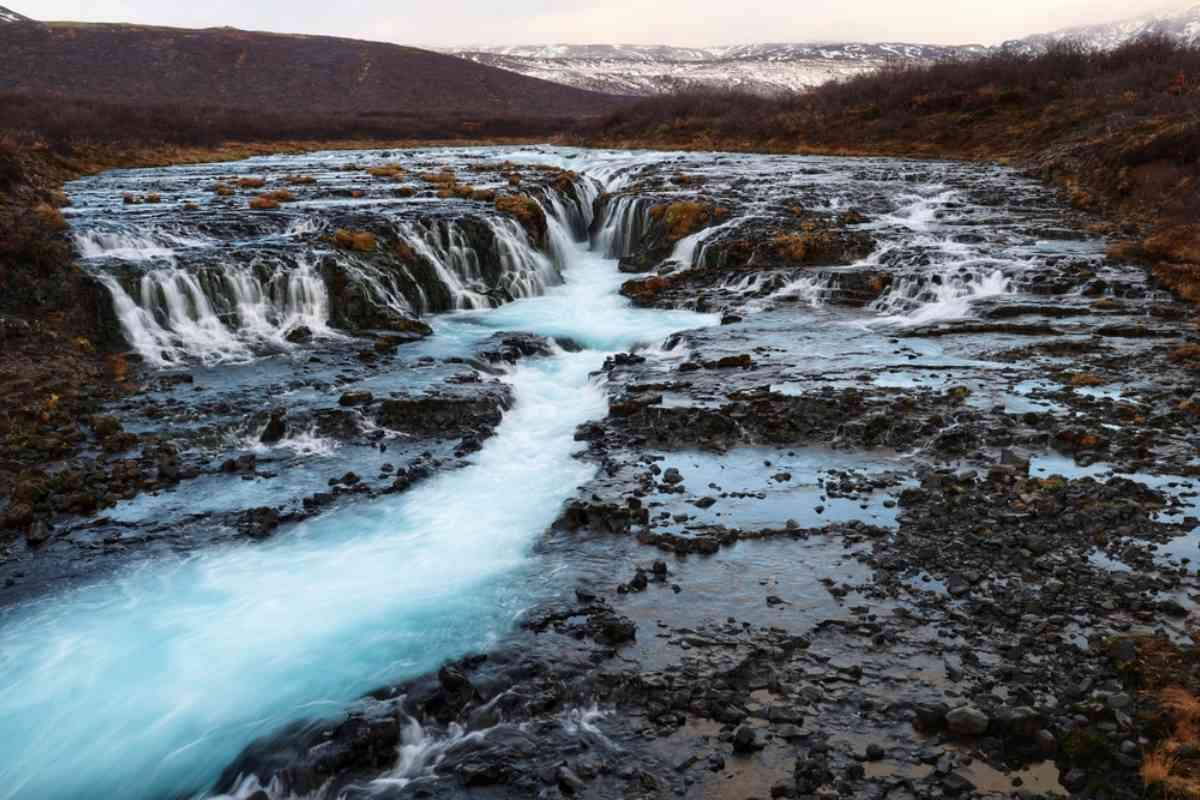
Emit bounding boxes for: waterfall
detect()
[592,195,651,258]
[393,219,492,310]
[100,257,337,367]
[85,174,598,365]
[869,267,1012,326]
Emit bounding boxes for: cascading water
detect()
[100,256,338,367]
[75,161,599,366]
[0,154,715,800]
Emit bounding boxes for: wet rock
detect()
[285,326,313,343]
[25,518,50,545]
[241,507,280,538]
[662,467,684,485]
[259,409,287,444]
[946,705,990,736]
[90,415,122,438]
[338,391,374,407]
[732,725,763,753]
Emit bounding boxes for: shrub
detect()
[32,203,68,232]
[237,177,266,189]
[248,195,279,210]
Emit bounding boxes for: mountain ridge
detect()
[449,5,1200,96]
[0,12,623,120]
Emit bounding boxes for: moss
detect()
[494,194,547,243]
[366,164,405,179]
[649,201,712,241]
[331,229,377,252]
[250,189,295,209]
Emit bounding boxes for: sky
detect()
[24,0,1187,47]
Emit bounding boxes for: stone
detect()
[732,725,762,753]
[338,391,374,407]
[946,705,990,736]
[260,409,287,444]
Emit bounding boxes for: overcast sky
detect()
[27,0,1183,47]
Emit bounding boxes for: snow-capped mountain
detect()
[1003,3,1200,52]
[449,5,1199,97]
[0,5,34,23]
[449,42,988,96]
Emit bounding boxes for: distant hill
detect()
[0,13,621,119]
[1003,3,1200,52]
[448,6,1200,98]
[449,43,989,97]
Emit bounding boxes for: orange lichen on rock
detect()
[650,201,713,241]
[331,229,377,252]
[494,194,547,243]
[620,275,672,306]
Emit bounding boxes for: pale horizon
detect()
[23,0,1194,49]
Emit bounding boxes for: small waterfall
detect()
[101,257,336,367]
[869,267,1011,326]
[593,195,651,258]
[393,220,491,310]
[486,216,562,300]
[74,228,215,261]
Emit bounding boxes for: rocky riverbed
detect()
[0,146,1196,800]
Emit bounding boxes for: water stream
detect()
[0,154,713,800]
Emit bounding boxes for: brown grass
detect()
[1154,263,1200,304]
[494,194,546,241]
[285,175,316,185]
[32,203,68,232]
[236,177,266,189]
[367,164,406,179]
[650,200,713,241]
[248,195,279,210]
[331,229,377,252]
[1168,345,1200,363]
[1069,372,1107,387]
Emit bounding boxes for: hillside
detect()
[450,43,988,96]
[0,15,621,118]
[1004,2,1200,52]
[449,6,1200,97]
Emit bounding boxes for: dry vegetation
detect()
[494,194,548,243]
[330,229,378,252]
[649,200,720,241]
